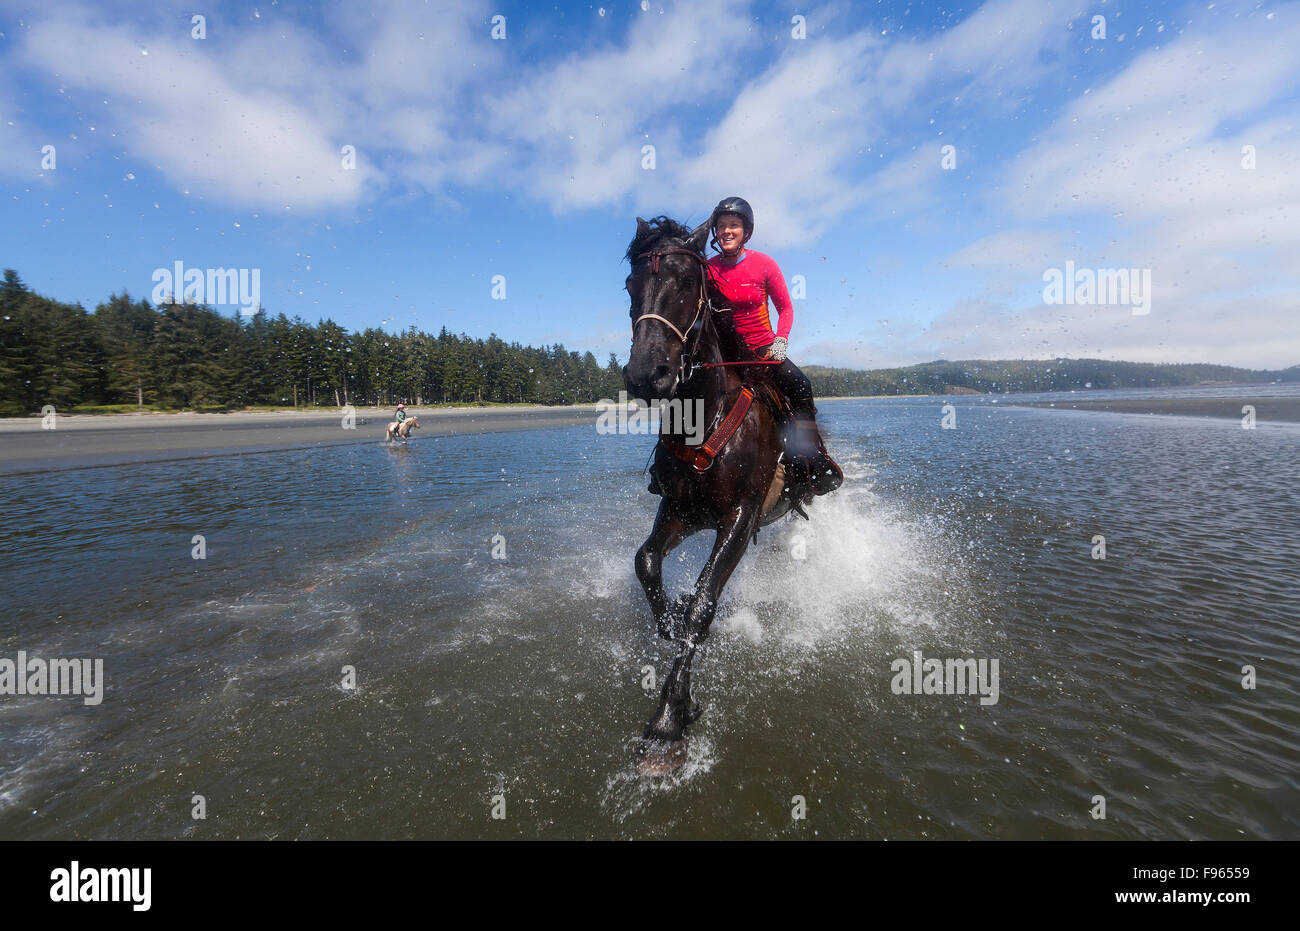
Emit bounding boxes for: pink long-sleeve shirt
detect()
[705,249,793,352]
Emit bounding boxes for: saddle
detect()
[648,379,812,516]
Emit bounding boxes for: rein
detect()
[699,359,782,368]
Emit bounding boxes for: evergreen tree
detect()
[95,292,156,407]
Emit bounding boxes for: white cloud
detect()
[4,0,1295,369]
[944,228,1071,274]
[646,0,1081,246]
[3,0,1082,237]
[960,7,1300,368]
[0,85,49,180]
[16,6,376,208]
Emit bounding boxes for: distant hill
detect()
[804,359,1299,397]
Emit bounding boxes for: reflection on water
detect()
[1,388,1298,839]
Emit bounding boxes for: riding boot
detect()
[782,398,843,496]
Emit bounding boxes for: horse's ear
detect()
[635,216,650,237]
[686,220,710,253]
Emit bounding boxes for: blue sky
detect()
[1,0,1297,369]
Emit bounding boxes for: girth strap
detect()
[662,386,755,472]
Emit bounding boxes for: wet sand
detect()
[1010,397,1300,422]
[0,405,599,475]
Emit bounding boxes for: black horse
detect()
[622,216,831,775]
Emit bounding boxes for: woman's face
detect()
[715,214,746,255]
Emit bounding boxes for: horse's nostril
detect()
[650,365,676,398]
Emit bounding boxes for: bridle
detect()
[631,246,783,386]
[633,248,713,342]
[631,247,716,385]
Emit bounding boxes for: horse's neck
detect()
[656,261,745,439]
[681,304,743,428]
[704,277,748,359]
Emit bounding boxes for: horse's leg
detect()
[638,501,760,772]
[635,500,688,639]
[679,501,761,645]
[639,640,699,768]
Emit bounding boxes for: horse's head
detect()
[622,216,711,402]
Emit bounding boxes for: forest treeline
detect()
[1,269,1293,415]
[0,269,625,415]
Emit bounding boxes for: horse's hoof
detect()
[636,738,687,778]
[686,701,703,724]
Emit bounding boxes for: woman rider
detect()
[704,196,842,495]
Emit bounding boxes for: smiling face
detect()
[714,213,747,256]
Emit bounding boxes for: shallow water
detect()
[1,387,1297,838]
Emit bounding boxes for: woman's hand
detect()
[765,337,788,362]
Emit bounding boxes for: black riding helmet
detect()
[709,196,754,251]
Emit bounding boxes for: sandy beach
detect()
[0,405,600,474]
[1010,397,1300,422]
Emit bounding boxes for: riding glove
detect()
[765,336,788,362]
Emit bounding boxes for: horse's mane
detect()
[624,216,696,264]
